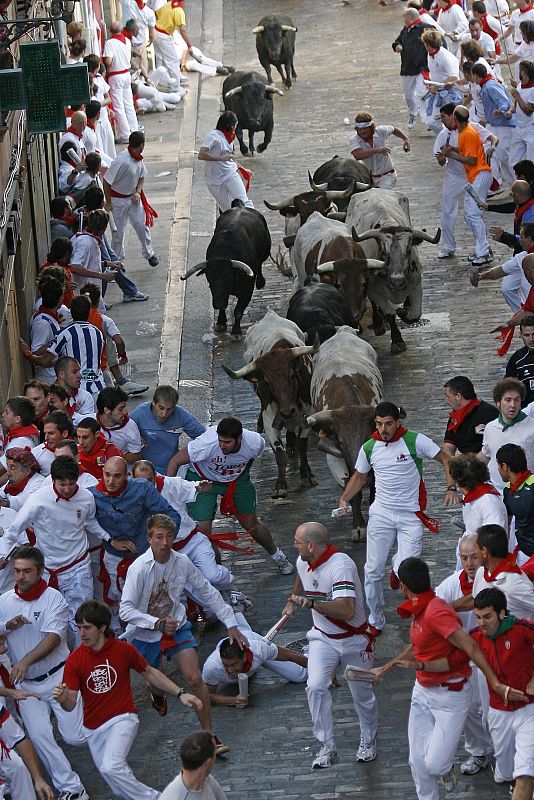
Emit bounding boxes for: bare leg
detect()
[512,777,534,800]
[239,512,276,555]
[172,648,212,731]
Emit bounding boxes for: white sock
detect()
[271,547,284,560]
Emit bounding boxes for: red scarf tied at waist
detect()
[14,578,48,601]
[462,482,501,504]
[483,552,523,582]
[509,470,533,492]
[447,398,481,433]
[459,570,474,596]
[397,589,436,619]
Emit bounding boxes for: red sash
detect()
[47,550,89,589]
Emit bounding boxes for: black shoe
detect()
[148,254,160,267]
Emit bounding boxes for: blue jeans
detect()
[100,235,140,298]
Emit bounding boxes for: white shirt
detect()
[349,125,395,179]
[34,299,72,328]
[119,549,236,642]
[355,431,441,512]
[187,426,265,483]
[120,0,156,45]
[508,8,534,45]
[202,130,239,186]
[481,414,534,490]
[460,31,496,58]
[485,0,510,19]
[70,388,96,417]
[473,564,534,619]
[297,550,367,638]
[159,774,227,800]
[515,82,534,129]
[435,570,477,631]
[502,251,529,303]
[0,435,40,470]
[2,485,109,568]
[437,4,469,41]
[103,36,132,73]
[57,130,86,167]
[515,39,534,62]
[0,473,45,513]
[0,587,70,679]
[420,11,445,35]
[70,232,103,295]
[202,627,278,686]
[428,46,460,83]
[99,416,142,455]
[462,492,508,534]
[157,475,198,538]
[30,444,55,477]
[105,148,148,196]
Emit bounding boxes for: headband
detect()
[354,121,373,129]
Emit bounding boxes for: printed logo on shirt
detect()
[33,611,41,620]
[165,428,184,435]
[396,454,409,462]
[86,659,117,693]
[530,379,534,390]
[77,509,82,520]
[505,639,511,649]
[96,456,107,466]
[313,579,319,589]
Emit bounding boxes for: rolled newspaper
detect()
[66,147,83,165]
[237,673,249,698]
[344,665,375,683]
[263,614,290,642]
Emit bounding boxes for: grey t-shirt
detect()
[159,774,227,800]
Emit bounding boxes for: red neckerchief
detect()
[96,412,130,432]
[439,2,452,10]
[52,483,79,502]
[371,425,407,445]
[406,16,422,26]
[307,543,340,572]
[121,27,132,39]
[241,647,254,673]
[4,425,39,446]
[223,130,236,144]
[483,553,523,581]
[479,75,495,87]
[135,0,145,7]
[96,477,127,497]
[447,398,481,433]
[111,32,128,44]
[462,482,501,504]
[458,570,474,596]
[509,470,533,491]
[3,475,32,496]
[155,475,165,493]
[521,80,534,88]
[65,392,77,417]
[128,146,143,161]
[515,198,534,227]
[75,230,102,245]
[519,4,533,13]
[397,589,436,619]
[66,125,83,140]
[427,46,439,59]
[86,119,96,130]
[33,307,61,324]
[14,578,48,601]
[44,442,56,452]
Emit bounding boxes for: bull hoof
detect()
[373,324,386,336]
[301,475,318,488]
[230,332,242,342]
[396,309,420,325]
[391,341,407,355]
[257,143,267,153]
[271,487,288,499]
[214,322,227,332]
[351,527,367,543]
[239,146,248,156]
[255,274,266,289]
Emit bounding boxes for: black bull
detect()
[253,15,297,89]
[223,71,284,156]
[180,207,271,337]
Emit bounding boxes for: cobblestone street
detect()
[64,0,520,796]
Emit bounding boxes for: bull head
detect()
[181,259,254,280]
[223,343,318,381]
[308,172,368,194]
[264,195,295,211]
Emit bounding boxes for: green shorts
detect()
[185,468,257,520]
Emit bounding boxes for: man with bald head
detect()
[58,109,87,194]
[392,8,433,130]
[103,21,139,143]
[282,522,378,769]
[89,456,180,626]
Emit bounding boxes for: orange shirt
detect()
[88,306,108,369]
[457,124,491,184]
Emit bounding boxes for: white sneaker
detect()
[407,115,416,129]
[57,791,89,800]
[123,292,149,303]
[272,552,294,575]
[356,736,377,762]
[229,590,254,611]
[437,249,455,259]
[461,754,492,775]
[119,379,149,395]
[312,744,338,769]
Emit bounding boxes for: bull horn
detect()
[181,261,207,280]
[325,182,354,200]
[411,227,441,245]
[230,260,254,277]
[291,344,318,358]
[283,234,297,248]
[307,409,334,425]
[281,24,297,31]
[317,437,343,458]
[264,197,294,211]
[327,212,347,221]
[351,226,383,243]
[224,86,243,99]
[355,181,371,191]
[308,171,328,192]
[366,259,386,271]
[252,25,264,33]
[265,85,284,96]
[222,362,257,380]
[316,261,335,273]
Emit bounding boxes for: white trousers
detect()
[401,74,426,119]
[179,531,234,590]
[364,505,423,630]
[184,47,222,76]
[205,174,254,213]
[503,269,522,313]
[111,195,154,261]
[486,124,516,188]
[108,73,138,141]
[509,127,534,170]
[153,29,182,85]
[0,713,36,800]
[44,560,93,648]
[234,613,308,682]
[488,704,534,781]
[440,172,465,253]
[85,713,159,800]
[136,84,182,112]
[305,629,377,749]
[464,170,493,258]
[463,672,494,758]
[374,172,397,189]
[409,680,471,800]
[18,671,85,795]
[96,112,116,160]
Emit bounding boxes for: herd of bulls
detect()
[181,17,443,539]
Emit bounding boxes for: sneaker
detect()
[57,793,89,800]
[272,552,294,575]
[230,590,254,611]
[461,754,492,775]
[437,249,455,259]
[407,115,416,129]
[151,692,168,716]
[470,253,493,267]
[493,765,509,784]
[468,247,493,263]
[389,571,400,590]
[312,744,338,769]
[214,735,230,756]
[357,736,377,762]
[487,179,502,197]
[119,379,149,395]
[123,292,149,303]
[148,254,160,267]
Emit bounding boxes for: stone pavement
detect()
[61,0,520,796]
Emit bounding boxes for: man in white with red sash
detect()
[473,524,534,618]
[0,397,40,474]
[103,131,159,266]
[31,410,72,478]
[339,401,455,632]
[436,0,469,56]
[54,356,95,421]
[57,111,87,195]
[96,386,142,466]
[284,522,378,769]
[102,22,139,143]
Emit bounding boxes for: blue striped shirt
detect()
[48,322,105,395]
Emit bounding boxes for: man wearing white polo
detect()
[103,21,139,143]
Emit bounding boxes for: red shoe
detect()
[151,693,168,716]
[390,570,400,590]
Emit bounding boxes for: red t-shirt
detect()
[471,619,534,711]
[410,597,471,687]
[63,637,148,729]
[78,434,124,480]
